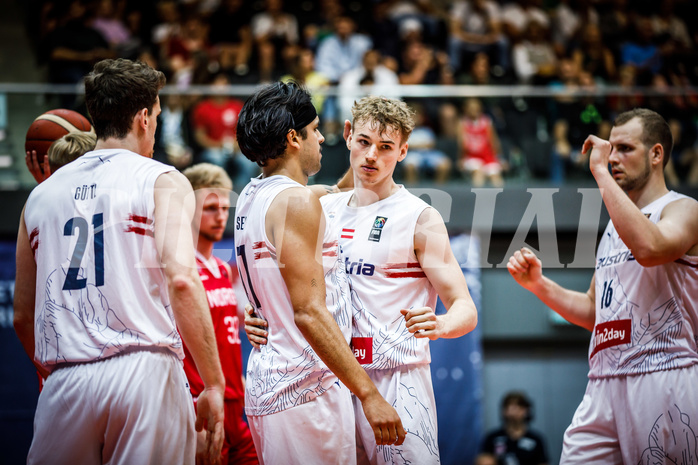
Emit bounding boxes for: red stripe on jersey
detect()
[675,258,698,269]
[383,262,421,269]
[323,250,338,257]
[255,251,271,260]
[323,240,338,248]
[385,271,426,278]
[252,241,266,250]
[30,228,39,255]
[341,228,354,239]
[128,214,153,225]
[125,226,154,237]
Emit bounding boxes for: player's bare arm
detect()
[507,247,596,331]
[269,186,406,446]
[13,206,51,380]
[404,206,477,340]
[154,171,225,463]
[585,134,698,265]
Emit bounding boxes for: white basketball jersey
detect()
[24,149,181,369]
[234,175,352,416]
[321,187,437,370]
[589,191,698,378]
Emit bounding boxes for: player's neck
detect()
[627,174,669,210]
[262,155,311,185]
[505,422,527,440]
[195,238,215,261]
[351,178,400,206]
[95,134,146,156]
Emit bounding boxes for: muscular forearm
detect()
[294,307,378,402]
[436,299,477,339]
[593,170,664,263]
[529,276,595,331]
[170,273,225,390]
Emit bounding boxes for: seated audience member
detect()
[477,391,548,465]
[250,0,299,82]
[458,97,505,187]
[190,73,258,188]
[402,102,452,184]
[338,49,399,125]
[448,0,509,77]
[549,60,610,183]
[208,0,253,79]
[511,19,557,85]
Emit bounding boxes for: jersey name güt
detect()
[589,191,698,378]
[234,175,351,415]
[321,187,436,370]
[24,149,180,368]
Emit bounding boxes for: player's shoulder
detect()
[661,192,698,220]
[319,189,352,207]
[269,184,323,218]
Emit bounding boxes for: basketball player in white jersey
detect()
[244,96,478,463]
[233,81,405,464]
[508,108,698,464]
[322,96,478,465]
[13,58,225,464]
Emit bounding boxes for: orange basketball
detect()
[25,109,94,159]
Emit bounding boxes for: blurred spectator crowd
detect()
[25,0,698,187]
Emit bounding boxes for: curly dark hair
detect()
[84,59,166,140]
[236,81,314,167]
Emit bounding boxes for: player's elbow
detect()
[13,308,33,342]
[293,304,322,332]
[631,245,672,267]
[169,272,200,296]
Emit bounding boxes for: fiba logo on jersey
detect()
[368,216,388,242]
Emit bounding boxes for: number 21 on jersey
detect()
[63,213,104,290]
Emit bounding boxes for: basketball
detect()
[25,109,94,159]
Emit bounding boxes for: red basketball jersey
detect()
[182,254,244,401]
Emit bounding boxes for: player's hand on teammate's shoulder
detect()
[244,303,268,348]
[401,307,442,340]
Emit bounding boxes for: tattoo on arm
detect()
[311,278,318,287]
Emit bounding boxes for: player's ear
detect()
[397,143,408,162]
[286,128,301,149]
[650,143,663,166]
[135,108,149,131]
[344,121,353,149]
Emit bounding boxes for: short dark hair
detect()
[84,59,166,140]
[614,108,673,167]
[502,391,531,410]
[502,391,533,422]
[236,81,314,167]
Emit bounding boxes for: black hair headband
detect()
[291,104,318,132]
